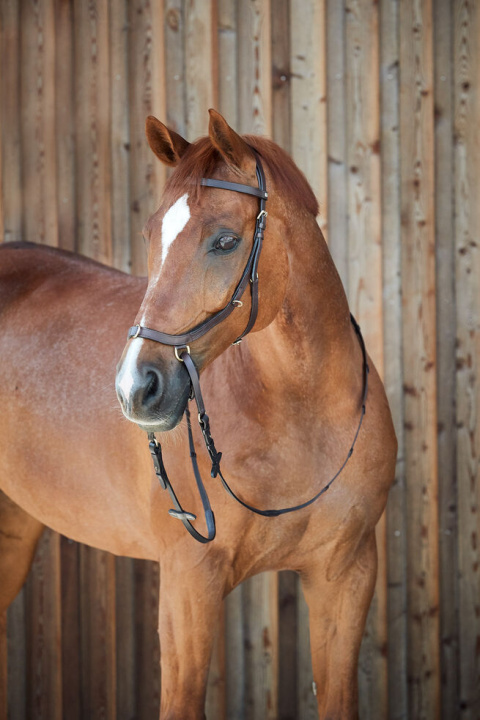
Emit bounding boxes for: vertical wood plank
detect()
[225,585,245,720]
[278,572,298,720]
[399,1,440,717]
[205,606,226,720]
[380,0,408,718]
[270,0,290,153]
[453,2,480,718]
[344,2,386,716]
[115,557,135,720]
[80,547,116,720]
[0,612,6,720]
[290,0,327,234]
[165,0,187,136]
[326,0,348,287]
[20,0,58,247]
[55,0,75,252]
[110,0,131,272]
[60,538,81,720]
[127,0,165,276]
[7,590,27,720]
[434,2,458,719]
[134,560,160,720]
[243,572,278,720]
[185,0,218,139]
[297,589,317,720]
[26,530,62,720]
[218,0,238,127]
[237,0,271,136]
[0,0,22,245]
[74,0,111,262]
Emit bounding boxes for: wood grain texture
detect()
[20,0,58,247]
[185,0,218,139]
[55,0,76,252]
[453,2,480,718]
[80,547,117,720]
[74,0,112,262]
[380,1,407,718]
[0,613,6,720]
[26,530,62,720]
[400,1,440,717]
[110,0,131,272]
[290,0,327,234]
[165,0,187,136]
[218,0,238,127]
[237,0,271,135]
[127,0,165,276]
[134,560,160,719]
[60,538,81,720]
[1,0,22,244]
[434,2,458,719]
[326,0,348,286]
[344,3,386,715]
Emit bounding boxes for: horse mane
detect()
[165,135,319,217]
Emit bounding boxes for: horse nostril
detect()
[143,369,161,406]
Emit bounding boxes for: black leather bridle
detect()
[126,152,369,543]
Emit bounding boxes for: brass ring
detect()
[174,345,191,362]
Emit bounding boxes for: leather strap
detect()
[131,150,369,543]
[128,151,268,348]
[148,425,216,543]
[201,178,268,200]
[176,314,369,524]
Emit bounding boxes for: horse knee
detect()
[0,491,44,611]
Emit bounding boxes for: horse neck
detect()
[239,211,360,412]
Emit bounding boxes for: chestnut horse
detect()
[0,110,396,719]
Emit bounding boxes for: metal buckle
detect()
[232,300,243,307]
[257,209,268,221]
[132,325,141,339]
[168,509,196,521]
[174,345,191,362]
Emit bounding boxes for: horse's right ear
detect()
[208,109,255,173]
[145,116,190,166]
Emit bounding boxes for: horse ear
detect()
[145,116,190,167]
[208,109,255,172]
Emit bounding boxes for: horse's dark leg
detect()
[0,490,44,613]
[157,552,225,720]
[300,531,377,720]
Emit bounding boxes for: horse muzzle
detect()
[115,340,190,432]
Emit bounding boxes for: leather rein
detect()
[127,152,369,543]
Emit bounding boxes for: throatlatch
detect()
[128,151,369,543]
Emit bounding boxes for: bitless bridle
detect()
[127,152,369,543]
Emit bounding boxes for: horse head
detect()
[115,110,290,432]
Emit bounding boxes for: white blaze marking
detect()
[117,338,143,399]
[160,193,190,269]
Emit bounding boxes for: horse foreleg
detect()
[157,553,225,720]
[0,491,44,613]
[301,531,377,720]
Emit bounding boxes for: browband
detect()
[200,178,268,200]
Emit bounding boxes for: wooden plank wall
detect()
[0,1,479,718]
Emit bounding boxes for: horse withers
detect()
[0,110,397,719]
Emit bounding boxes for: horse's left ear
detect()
[208,109,255,173]
[145,116,190,166]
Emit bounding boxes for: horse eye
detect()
[214,235,240,253]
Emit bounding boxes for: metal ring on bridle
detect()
[174,345,191,362]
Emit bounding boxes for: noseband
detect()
[126,152,369,543]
